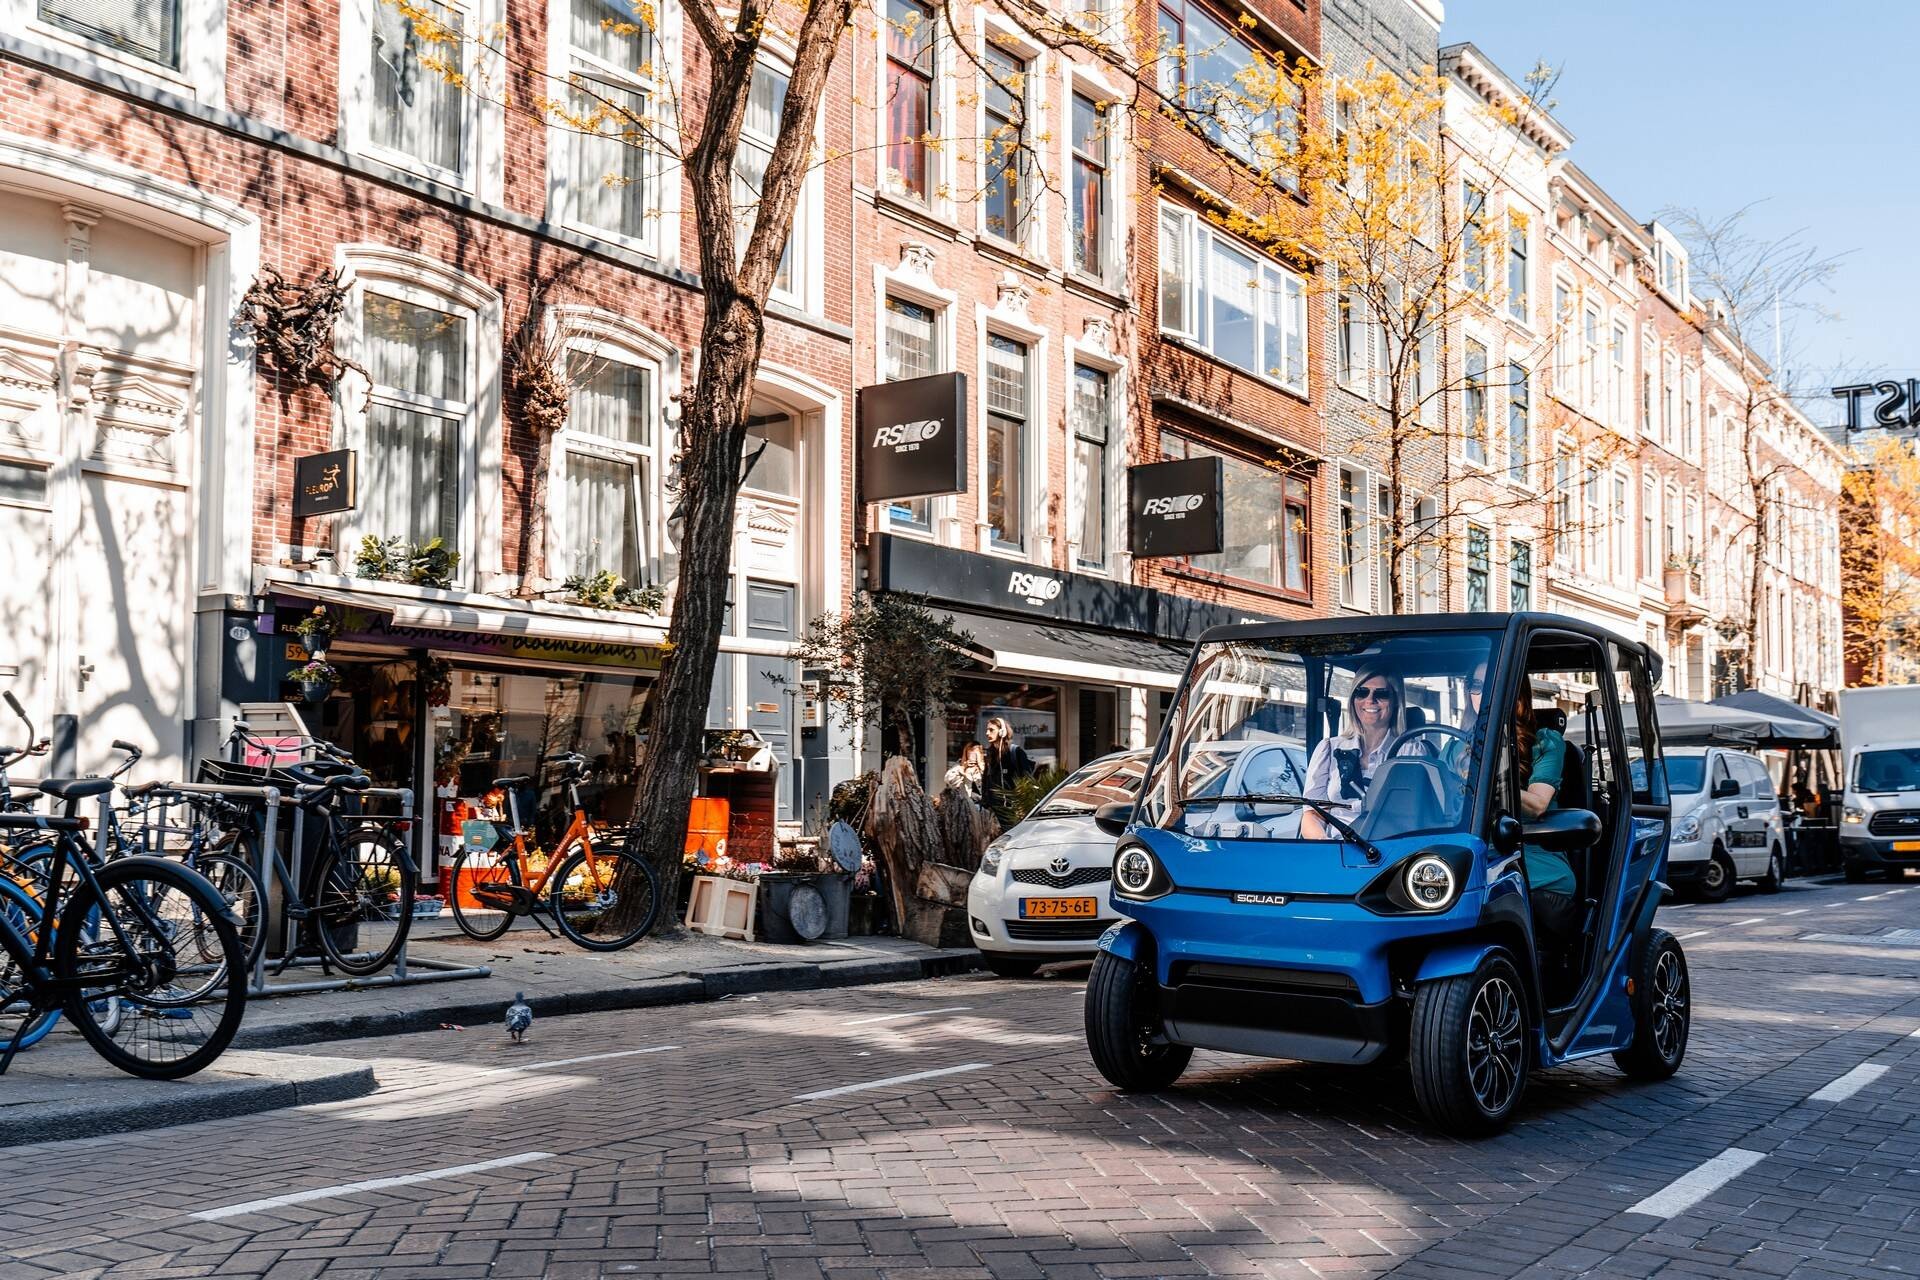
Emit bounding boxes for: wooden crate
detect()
[685,874,756,940]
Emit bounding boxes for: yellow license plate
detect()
[1894,841,1920,852]
[1021,896,1098,919]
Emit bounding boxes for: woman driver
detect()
[1300,663,1405,838]
[1513,696,1579,935]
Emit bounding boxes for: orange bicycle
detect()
[448,752,659,950]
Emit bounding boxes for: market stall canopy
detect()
[938,607,1193,691]
[284,585,669,648]
[1655,695,1827,748]
[1710,690,1840,748]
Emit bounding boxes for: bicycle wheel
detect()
[312,825,414,976]
[195,852,265,974]
[448,846,517,941]
[0,877,60,1051]
[56,856,245,1080]
[550,845,658,950]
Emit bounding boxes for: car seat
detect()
[1357,758,1450,841]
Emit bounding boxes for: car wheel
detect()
[1758,846,1785,893]
[1409,952,1529,1137]
[1084,950,1190,1092]
[1844,862,1871,883]
[1697,848,1734,903]
[1613,929,1690,1080]
[981,953,1043,978]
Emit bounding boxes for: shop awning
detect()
[1711,690,1840,749]
[1656,695,1829,749]
[935,607,1193,691]
[281,585,669,648]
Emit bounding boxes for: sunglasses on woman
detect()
[1354,684,1396,703]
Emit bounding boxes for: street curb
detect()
[233,947,984,1050]
[0,1052,376,1149]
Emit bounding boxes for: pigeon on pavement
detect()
[505,992,532,1044]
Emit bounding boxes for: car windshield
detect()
[1856,748,1920,794]
[1667,756,1707,794]
[1138,629,1501,842]
[1026,754,1146,818]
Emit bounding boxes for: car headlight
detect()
[1843,806,1865,826]
[1405,855,1456,911]
[1673,813,1701,842]
[1115,848,1157,895]
[980,840,1007,875]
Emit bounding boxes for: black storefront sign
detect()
[292,449,357,519]
[1128,456,1223,558]
[856,372,968,503]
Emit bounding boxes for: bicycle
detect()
[0,781,246,1079]
[448,752,659,950]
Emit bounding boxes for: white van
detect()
[1665,746,1788,902]
[1837,686,1920,881]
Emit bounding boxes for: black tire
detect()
[1697,848,1734,903]
[1758,845,1785,894]
[1084,950,1190,1091]
[195,853,266,973]
[55,857,246,1080]
[313,825,414,976]
[1409,951,1529,1137]
[1844,861,1870,883]
[1613,929,1690,1080]
[448,847,518,941]
[550,846,657,951]
[981,952,1043,978]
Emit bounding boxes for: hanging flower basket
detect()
[291,606,334,659]
[291,659,339,704]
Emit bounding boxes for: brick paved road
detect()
[7,877,1920,1279]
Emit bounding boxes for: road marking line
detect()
[193,1152,555,1221]
[1810,1063,1889,1103]
[1780,908,1809,917]
[1909,1027,1920,1039]
[473,1046,678,1074]
[844,1006,973,1026]
[1626,1148,1766,1218]
[795,1062,990,1100]
[1859,892,1895,901]
[1729,918,1765,927]
[1678,930,1711,940]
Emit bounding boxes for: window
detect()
[1661,246,1686,299]
[1610,321,1628,427]
[39,0,177,66]
[1685,494,1699,566]
[372,0,465,174]
[1611,640,1666,806]
[1506,213,1528,321]
[982,47,1029,243]
[1158,204,1307,391]
[1681,369,1697,455]
[1375,482,1393,612]
[734,61,795,293]
[1070,93,1110,277]
[985,335,1029,551]
[1164,436,1310,595]
[883,296,937,530]
[563,0,659,245]
[1552,448,1572,562]
[1642,476,1657,577]
[1338,468,1363,606]
[1665,488,1680,569]
[1508,540,1532,611]
[1613,474,1629,584]
[1072,365,1111,569]
[1583,304,1600,408]
[1466,524,1490,611]
[1411,496,1440,612]
[1463,340,1487,465]
[562,353,653,583]
[743,413,797,496]
[1584,465,1603,572]
[1158,205,1194,338]
[884,0,936,199]
[1641,344,1655,435]
[356,291,470,558]
[1462,181,1487,292]
[1157,0,1293,172]
[1552,281,1571,391]
[1506,363,1529,483]
[1662,353,1679,445]
[1337,292,1366,389]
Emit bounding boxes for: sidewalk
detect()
[233,921,984,1049]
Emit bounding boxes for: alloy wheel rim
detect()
[1467,975,1523,1113]
[1704,859,1726,889]
[1651,949,1688,1061]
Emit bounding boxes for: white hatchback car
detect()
[1665,746,1789,902]
[967,752,1148,977]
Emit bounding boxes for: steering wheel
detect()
[1384,723,1469,760]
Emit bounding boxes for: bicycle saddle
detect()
[493,774,533,788]
[39,776,114,801]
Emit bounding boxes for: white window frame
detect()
[540,307,680,598]
[872,259,958,541]
[1064,66,1125,288]
[976,18,1042,258]
[1155,200,1308,396]
[341,0,506,199]
[1609,317,1629,430]
[1336,286,1370,393]
[1067,331,1125,576]
[1461,333,1489,468]
[332,245,504,590]
[1551,275,1573,397]
[1337,464,1369,609]
[976,314,1044,559]
[876,0,951,214]
[1506,210,1529,326]
[8,0,226,103]
[1465,521,1491,612]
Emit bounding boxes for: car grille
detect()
[1005,918,1111,941]
[1169,961,1364,1000]
[1870,810,1920,837]
[1010,866,1111,888]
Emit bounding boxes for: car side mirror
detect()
[1712,777,1740,799]
[1523,808,1603,853]
[1491,813,1524,856]
[1093,800,1134,837]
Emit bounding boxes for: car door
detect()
[1744,757,1783,871]
[1727,756,1770,875]
[1708,753,1738,857]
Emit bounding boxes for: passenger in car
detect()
[1301,663,1405,838]
[1515,698,1579,936]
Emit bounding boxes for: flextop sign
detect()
[856,372,968,504]
[291,449,356,520]
[1128,456,1224,558]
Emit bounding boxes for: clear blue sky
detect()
[1441,1,1918,425]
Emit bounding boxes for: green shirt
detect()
[1523,727,1576,897]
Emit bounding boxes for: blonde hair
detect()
[985,716,1014,744]
[1338,662,1407,741]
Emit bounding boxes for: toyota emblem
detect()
[1049,856,1071,877]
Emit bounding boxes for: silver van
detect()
[1665,746,1789,901]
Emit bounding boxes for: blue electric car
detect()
[1084,613,1689,1135]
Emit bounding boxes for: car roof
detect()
[1194,611,1652,663]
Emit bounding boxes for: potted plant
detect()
[406,537,461,589]
[353,535,461,589]
[290,659,339,704]
[561,569,666,614]
[290,606,334,659]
